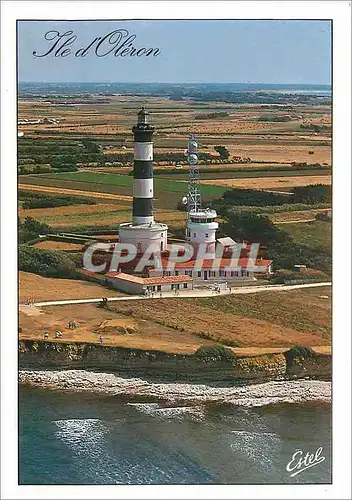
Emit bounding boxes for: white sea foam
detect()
[19,369,331,408]
[127,402,205,420]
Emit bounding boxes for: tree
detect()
[291,184,332,204]
[214,145,230,160]
[82,139,103,154]
[223,212,291,246]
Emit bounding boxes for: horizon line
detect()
[18,81,332,87]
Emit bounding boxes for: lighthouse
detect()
[119,108,168,253]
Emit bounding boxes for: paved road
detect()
[21,281,332,308]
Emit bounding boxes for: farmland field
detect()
[24,171,227,196]
[201,175,331,190]
[18,86,332,353]
[18,183,133,202]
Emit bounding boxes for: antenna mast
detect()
[185,135,202,214]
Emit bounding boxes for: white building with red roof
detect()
[105,271,193,295]
[148,257,273,282]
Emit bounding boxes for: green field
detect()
[278,220,332,252]
[23,171,228,196]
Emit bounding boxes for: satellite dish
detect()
[182,196,188,205]
[188,154,198,165]
[189,140,198,152]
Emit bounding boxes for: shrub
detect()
[195,345,237,361]
[285,345,317,362]
[19,190,96,209]
[19,246,79,279]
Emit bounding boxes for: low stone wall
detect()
[18,340,331,383]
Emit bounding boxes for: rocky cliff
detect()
[18,340,331,383]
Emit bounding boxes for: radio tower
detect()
[185,135,202,214]
[184,135,219,253]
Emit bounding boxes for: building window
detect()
[157,285,161,291]
[185,270,192,277]
[193,233,196,238]
[165,271,171,276]
[220,270,226,277]
[183,284,188,289]
[205,233,209,238]
[198,271,201,278]
[175,270,179,276]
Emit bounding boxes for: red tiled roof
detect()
[106,272,193,285]
[159,258,272,270]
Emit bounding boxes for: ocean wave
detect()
[127,402,205,420]
[19,369,331,408]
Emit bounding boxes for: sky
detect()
[18,20,331,85]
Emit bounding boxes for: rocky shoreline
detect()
[19,369,331,407]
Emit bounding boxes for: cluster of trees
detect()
[221,212,331,272]
[19,245,79,279]
[223,212,289,247]
[209,185,332,273]
[194,112,230,120]
[19,191,96,209]
[19,217,51,244]
[18,138,106,173]
[211,188,290,215]
[211,185,331,217]
[258,115,293,122]
[291,184,331,204]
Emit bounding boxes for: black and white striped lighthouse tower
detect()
[132,107,154,225]
[119,108,168,254]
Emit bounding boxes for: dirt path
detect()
[19,184,132,202]
[275,219,316,224]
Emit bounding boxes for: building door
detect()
[204,271,208,280]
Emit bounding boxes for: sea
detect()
[19,386,331,485]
